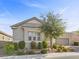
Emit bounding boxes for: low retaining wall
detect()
[1,52,79,59]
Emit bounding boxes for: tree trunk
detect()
[50,37,52,49]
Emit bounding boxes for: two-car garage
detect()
[56,38,69,45]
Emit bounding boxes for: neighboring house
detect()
[0,31,13,42]
[11,17,79,49]
[0,31,12,56]
[56,33,79,46]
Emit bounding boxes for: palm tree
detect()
[40,12,65,49]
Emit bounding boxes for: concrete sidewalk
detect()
[0,52,79,59]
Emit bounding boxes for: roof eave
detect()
[10,17,43,27]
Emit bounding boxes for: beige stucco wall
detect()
[13,26,24,42]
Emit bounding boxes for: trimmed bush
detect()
[41,49,47,54]
[62,47,68,52]
[14,42,18,50]
[18,41,25,49]
[58,45,63,49]
[38,42,42,49]
[31,41,36,49]
[4,43,14,55]
[42,41,48,49]
[52,44,58,49]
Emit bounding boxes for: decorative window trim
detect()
[28,31,41,41]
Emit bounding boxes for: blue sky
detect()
[0,0,79,35]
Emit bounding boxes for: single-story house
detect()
[0,30,13,48]
[0,31,13,42]
[11,17,55,49]
[11,17,79,49]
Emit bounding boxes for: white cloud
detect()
[19,0,47,9]
[28,3,47,8]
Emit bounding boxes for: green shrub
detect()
[58,45,63,49]
[14,42,18,50]
[31,41,36,49]
[18,41,25,49]
[4,43,14,55]
[52,44,73,52]
[42,41,48,49]
[41,49,47,54]
[56,48,62,52]
[38,42,42,49]
[62,47,68,52]
[62,47,72,52]
[52,44,58,49]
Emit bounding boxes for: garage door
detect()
[56,38,69,45]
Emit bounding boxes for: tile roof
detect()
[0,31,12,38]
[11,17,43,27]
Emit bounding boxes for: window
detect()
[29,36,32,40]
[33,37,36,40]
[28,32,32,36]
[28,32,32,40]
[28,32,40,41]
[74,42,79,46]
[33,32,36,40]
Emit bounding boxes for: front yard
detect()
[2,40,74,56]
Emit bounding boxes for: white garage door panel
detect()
[56,38,69,45]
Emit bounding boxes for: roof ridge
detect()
[11,17,43,27]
